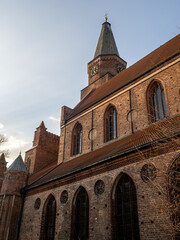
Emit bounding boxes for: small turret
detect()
[37,121,47,130]
[0,154,28,240]
[1,153,27,195]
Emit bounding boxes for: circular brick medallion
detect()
[127,109,137,122]
[88,128,97,141]
[60,190,68,204]
[94,180,105,195]
[34,198,41,210]
[140,164,157,182]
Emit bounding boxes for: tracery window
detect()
[148,81,168,122]
[104,105,117,142]
[40,195,56,240]
[168,156,180,239]
[112,173,140,240]
[71,187,89,240]
[72,123,82,155]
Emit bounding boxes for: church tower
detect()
[81,17,127,99]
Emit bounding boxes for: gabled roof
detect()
[67,34,180,121]
[94,21,119,59]
[8,154,28,173]
[27,114,180,188]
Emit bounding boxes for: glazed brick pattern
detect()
[19,150,180,240]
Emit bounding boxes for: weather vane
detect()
[104,13,108,22]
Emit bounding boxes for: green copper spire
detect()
[94,21,119,59]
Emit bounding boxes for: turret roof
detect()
[8,154,28,173]
[0,153,6,163]
[94,21,119,59]
[37,121,46,129]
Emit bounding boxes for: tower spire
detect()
[94,20,119,59]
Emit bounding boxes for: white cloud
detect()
[0,122,4,129]
[1,135,29,151]
[0,134,31,167]
[49,116,60,122]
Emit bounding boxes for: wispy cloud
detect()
[0,135,29,150]
[49,116,60,122]
[0,123,4,129]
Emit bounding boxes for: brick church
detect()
[0,19,180,240]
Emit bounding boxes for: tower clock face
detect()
[90,65,99,76]
[116,64,124,73]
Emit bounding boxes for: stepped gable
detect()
[66,34,180,121]
[27,114,180,187]
[8,154,28,173]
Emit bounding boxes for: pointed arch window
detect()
[104,105,117,142]
[40,195,56,240]
[112,174,140,240]
[71,187,89,240]
[72,123,82,155]
[148,81,168,122]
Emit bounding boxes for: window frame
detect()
[111,173,140,240]
[40,194,56,240]
[71,187,89,240]
[104,105,118,142]
[147,80,168,123]
[71,122,83,156]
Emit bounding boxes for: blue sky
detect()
[0,0,179,166]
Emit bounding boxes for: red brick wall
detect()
[19,149,180,240]
[58,61,180,164]
[0,171,27,240]
[25,127,59,174]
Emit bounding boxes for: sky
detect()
[0,0,179,166]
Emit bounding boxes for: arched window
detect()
[112,173,140,240]
[104,105,117,142]
[71,187,89,240]
[72,123,82,155]
[148,81,168,122]
[40,195,56,240]
[168,156,180,239]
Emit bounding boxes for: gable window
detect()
[104,105,117,142]
[71,187,89,240]
[148,81,168,122]
[72,123,82,155]
[112,173,140,240]
[40,195,56,240]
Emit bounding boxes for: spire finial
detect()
[104,13,108,22]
